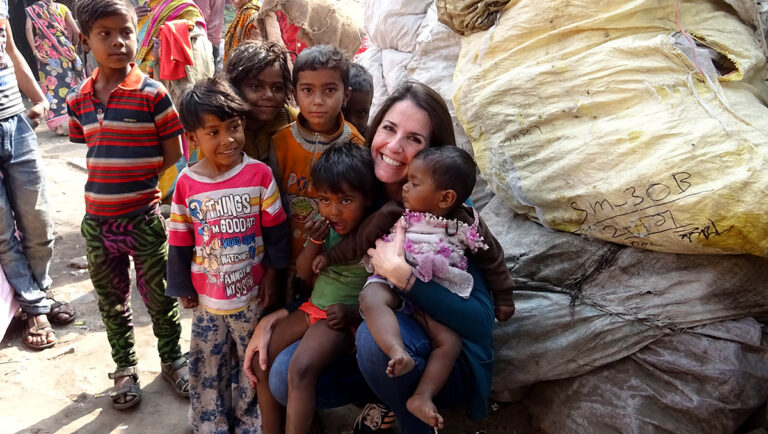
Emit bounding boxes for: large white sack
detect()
[354,45,388,120]
[525,318,768,433]
[407,4,474,154]
[364,0,430,52]
[482,196,768,394]
[454,0,768,256]
[381,49,412,98]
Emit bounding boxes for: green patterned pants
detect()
[81,213,182,368]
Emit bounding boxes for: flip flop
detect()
[21,312,56,350]
[46,299,77,325]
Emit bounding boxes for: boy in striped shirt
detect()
[66,0,187,410]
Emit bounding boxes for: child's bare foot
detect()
[407,393,444,429]
[386,347,415,377]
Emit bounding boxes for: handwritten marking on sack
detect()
[569,171,732,244]
[505,126,543,162]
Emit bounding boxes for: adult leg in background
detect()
[356,313,471,434]
[0,114,52,315]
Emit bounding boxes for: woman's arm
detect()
[366,221,494,342]
[64,9,80,44]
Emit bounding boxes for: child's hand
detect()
[312,254,328,274]
[257,267,279,308]
[494,304,515,322]
[305,219,330,244]
[180,295,198,309]
[326,303,361,330]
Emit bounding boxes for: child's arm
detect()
[152,85,184,173]
[463,209,516,321]
[166,180,198,303]
[320,200,405,267]
[296,219,329,283]
[159,136,183,174]
[258,167,291,307]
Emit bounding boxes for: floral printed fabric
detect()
[188,302,262,433]
[25,1,84,130]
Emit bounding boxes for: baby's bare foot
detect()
[385,347,415,377]
[407,393,444,429]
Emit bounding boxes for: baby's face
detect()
[401,158,443,214]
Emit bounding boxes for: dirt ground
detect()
[0,129,535,434]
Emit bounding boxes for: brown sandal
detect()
[46,297,77,325]
[21,312,56,350]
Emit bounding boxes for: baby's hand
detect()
[180,295,198,309]
[312,255,328,274]
[305,219,330,244]
[495,304,515,322]
[326,304,360,329]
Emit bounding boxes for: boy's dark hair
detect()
[310,143,375,196]
[292,45,350,88]
[348,63,373,93]
[414,146,477,205]
[225,41,293,103]
[75,0,137,38]
[178,77,250,132]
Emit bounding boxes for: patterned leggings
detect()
[81,213,182,368]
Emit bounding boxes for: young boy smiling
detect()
[67,0,187,409]
[168,77,290,432]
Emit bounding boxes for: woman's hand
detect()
[243,308,288,386]
[34,50,49,63]
[367,221,413,290]
[135,4,152,18]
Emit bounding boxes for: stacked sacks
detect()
[453,0,768,256]
[483,192,768,431]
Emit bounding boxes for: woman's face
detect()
[370,100,431,185]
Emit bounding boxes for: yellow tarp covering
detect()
[454,0,768,256]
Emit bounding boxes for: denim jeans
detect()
[356,313,471,434]
[269,339,376,409]
[269,313,472,434]
[0,112,54,314]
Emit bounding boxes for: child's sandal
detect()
[161,353,190,398]
[108,366,141,410]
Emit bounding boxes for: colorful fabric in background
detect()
[158,20,194,81]
[275,10,302,61]
[24,1,85,132]
[223,0,261,63]
[136,0,204,73]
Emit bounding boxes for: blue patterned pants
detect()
[188,302,261,433]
